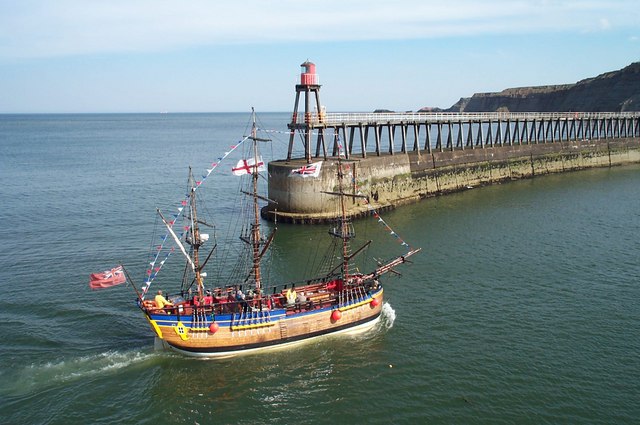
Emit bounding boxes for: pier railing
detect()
[294,111,640,126]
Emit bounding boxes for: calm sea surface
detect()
[0,113,639,424]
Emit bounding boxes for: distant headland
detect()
[415,62,640,113]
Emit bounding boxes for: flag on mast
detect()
[232,157,265,176]
[89,265,126,290]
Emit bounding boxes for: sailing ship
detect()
[134,110,420,358]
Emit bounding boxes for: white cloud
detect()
[599,18,611,30]
[0,0,638,59]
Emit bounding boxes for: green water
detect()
[0,114,638,424]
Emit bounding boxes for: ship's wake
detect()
[1,349,160,397]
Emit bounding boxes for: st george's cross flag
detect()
[232,157,265,176]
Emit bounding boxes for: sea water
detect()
[0,113,639,424]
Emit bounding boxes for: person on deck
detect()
[245,290,254,312]
[296,292,307,312]
[203,290,214,305]
[155,290,173,309]
[236,289,246,313]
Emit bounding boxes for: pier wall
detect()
[266,136,640,223]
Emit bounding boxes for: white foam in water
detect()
[5,350,158,395]
[65,350,157,379]
[380,302,396,329]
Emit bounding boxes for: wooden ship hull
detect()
[143,285,384,358]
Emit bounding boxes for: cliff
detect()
[445,62,640,112]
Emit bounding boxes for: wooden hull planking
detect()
[145,289,383,358]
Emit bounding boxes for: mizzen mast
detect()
[326,151,357,283]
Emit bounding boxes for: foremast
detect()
[156,168,208,301]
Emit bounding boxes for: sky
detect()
[0,0,639,113]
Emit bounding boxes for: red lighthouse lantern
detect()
[300,61,318,86]
[288,60,323,162]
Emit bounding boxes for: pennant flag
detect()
[290,161,322,178]
[89,265,126,290]
[232,157,265,176]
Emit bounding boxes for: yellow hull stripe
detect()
[149,319,163,339]
[339,298,373,312]
[231,322,276,331]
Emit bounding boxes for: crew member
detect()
[155,290,173,309]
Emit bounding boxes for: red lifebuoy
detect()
[331,310,342,321]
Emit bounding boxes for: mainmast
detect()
[240,108,275,298]
[250,109,262,294]
[235,109,276,299]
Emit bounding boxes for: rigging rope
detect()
[333,138,416,252]
[140,135,251,299]
[262,126,417,252]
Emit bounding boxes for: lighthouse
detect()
[287,61,323,162]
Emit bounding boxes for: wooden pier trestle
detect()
[287,111,640,161]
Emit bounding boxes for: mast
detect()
[337,156,351,281]
[236,109,274,300]
[325,144,356,283]
[188,168,205,301]
[250,108,262,295]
